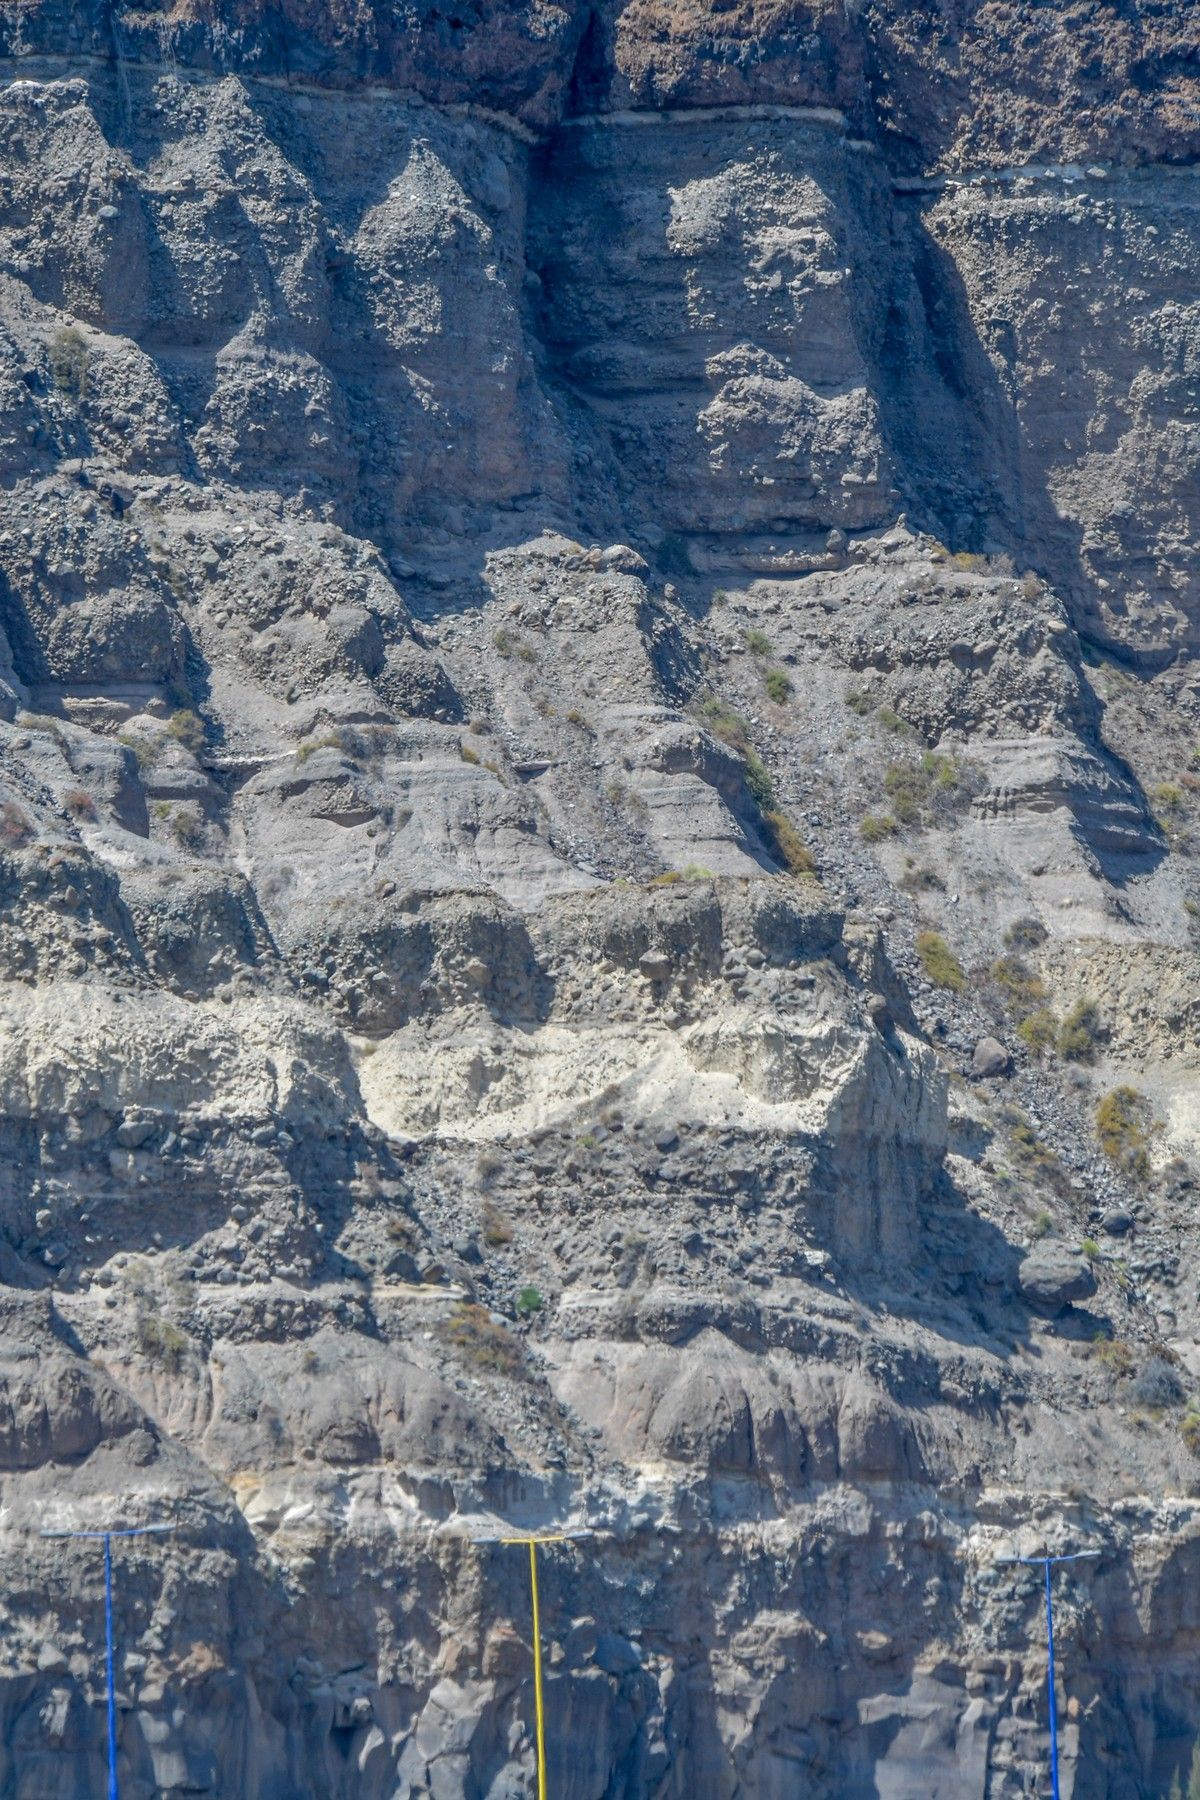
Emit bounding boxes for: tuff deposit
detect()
[0,2,1199,1796]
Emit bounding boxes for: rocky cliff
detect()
[0,2,1199,1795]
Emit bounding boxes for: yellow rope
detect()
[530,1540,547,1800]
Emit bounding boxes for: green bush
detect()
[1096,1086,1153,1181]
[916,930,965,992]
[763,809,815,876]
[1018,1008,1058,1053]
[697,694,751,755]
[1057,998,1101,1063]
[764,667,792,704]
[49,325,90,398]
[745,629,772,657]
[860,812,897,844]
[744,750,774,809]
[136,1312,189,1372]
[516,1285,543,1317]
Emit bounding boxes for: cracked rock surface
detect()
[1,4,1200,1796]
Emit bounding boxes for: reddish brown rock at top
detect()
[0,0,1197,165]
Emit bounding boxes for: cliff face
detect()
[1,4,1200,1797]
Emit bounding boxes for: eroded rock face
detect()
[1,6,1200,1798]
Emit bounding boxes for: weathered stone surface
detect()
[1018,1243,1098,1314]
[0,7,1197,1797]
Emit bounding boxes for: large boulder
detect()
[1018,1243,1097,1315]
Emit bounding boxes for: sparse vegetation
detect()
[1096,1085,1154,1181]
[745,629,772,657]
[1153,781,1184,816]
[481,1201,513,1247]
[764,667,792,704]
[697,694,750,756]
[48,325,90,398]
[0,801,32,846]
[1131,1356,1185,1411]
[460,744,481,764]
[444,1302,521,1375]
[950,550,987,573]
[1017,1008,1058,1053]
[916,930,965,992]
[136,1312,190,1372]
[845,686,873,716]
[860,811,898,844]
[682,864,713,881]
[762,808,815,876]
[1005,916,1048,951]
[744,750,774,809]
[1081,1238,1101,1260]
[898,858,944,894]
[62,788,97,822]
[1057,998,1102,1063]
[516,1285,543,1317]
[1031,1208,1053,1239]
[1089,1334,1135,1377]
[648,870,683,886]
[493,627,515,657]
[1000,1105,1075,1201]
[167,708,205,755]
[876,704,909,734]
[1182,1412,1200,1459]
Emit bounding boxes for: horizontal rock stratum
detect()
[1,3,1199,1796]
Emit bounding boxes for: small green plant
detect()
[950,550,987,573]
[1182,1413,1200,1459]
[876,705,908,734]
[460,744,481,765]
[1057,998,1101,1063]
[1153,781,1184,815]
[682,864,713,880]
[764,667,792,704]
[1096,1085,1153,1180]
[1031,1209,1053,1239]
[991,956,1049,1012]
[136,1312,189,1372]
[697,694,750,756]
[845,687,873,716]
[916,930,965,992]
[1081,1238,1100,1260]
[745,629,773,657]
[1089,1334,1135,1377]
[493,627,515,658]
[167,709,205,755]
[516,1285,543,1317]
[48,325,90,398]
[1018,1008,1058,1053]
[444,1302,521,1375]
[763,808,815,876]
[860,812,897,844]
[517,643,538,665]
[564,709,591,730]
[648,870,683,886]
[744,750,775,809]
[169,805,204,847]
